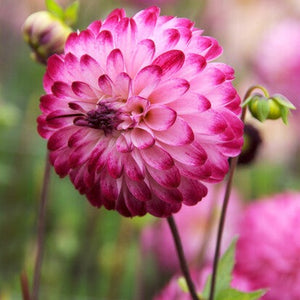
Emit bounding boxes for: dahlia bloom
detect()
[141,185,242,271]
[38,7,243,217]
[235,192,300,300]
[254,19,300,109]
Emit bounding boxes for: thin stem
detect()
[167,216,199,300]
[32,152,51,300]
[208,105,247,300]
[20,271,31,300]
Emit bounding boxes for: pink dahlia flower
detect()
[141,185,242,271]
[235,192,300,300]
[254,19,300,108]
[38,7,243,217]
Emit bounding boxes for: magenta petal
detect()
[51,81,75,100]
[147,164,181,188]
[140,145,174,170]
[116,133,133,153]
[124,191,147,216]
[72,81,97,99]
[50,147,72,177]
[179,177,207,206]
[48,126,76,151]
[114,72,132,98]
[100,171,118,202]
[145,105,177,131]
[106,150,123,178]
[124,154,145,180]
[94,30,114,63]
[150,178,182,204]
[146,196,181,217]
[155,118,194,146]
[125,176,151,202]
[87,20,102,35]
[149,78,190,104]
[168,93,211,114]
[152,50,185,76]
[69,140,97,168]
[98,74,113,95]
[106,49,125,80]
[133,65,162,98]
[131,128,155,149]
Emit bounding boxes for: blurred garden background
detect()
[1,0,300,299]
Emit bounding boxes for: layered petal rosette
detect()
[38,7,243,217]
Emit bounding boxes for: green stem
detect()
[167,216,199,300]
[32,152,51,300]
[208,103,247,300]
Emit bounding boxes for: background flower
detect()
[234,192,300,300]
[38,6,243,217]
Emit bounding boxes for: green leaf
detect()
[280,106,289,125]
[63,0,80,26]
[215,288,266,300]
[45,0,64,19]
[202,237,238,298]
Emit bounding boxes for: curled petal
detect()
[125,176,151,202]
[144,105,177,131]
[131,128,155,149]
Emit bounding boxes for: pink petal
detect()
[140,145,174,170]
[144,105,177,131]
[149,78,190,104]
[123,191,147,216]
[65,29,94,57]
[94,30,114,66]
[133,6,159,39]
[133,65,162,98]
[154,118,194,146]
[124,154,145,180]
[152,50,185,76]
[125,176,151,202]
[48,126,76,151]
[106,49,125,80]
[72,81,97,99]
[114,72,132,98]
[178,177,207,206]
[116,133,133,153]
[168,93,211,114]
[179,53,207,79]
[100,171,118,203]
[106,150,123,178]
[87,20,102,35]
[45,109,74,128]
[160,28,180,50]
[131,128,155,149]
[69,141,96,169]
[98,74,113,95]
[176,160,212,180]
[128,39,156,77]
[184,110,227,134]
[49,147,72,177]
[161,143,207,166]
[80,54,104,88]
[51,81,76,100]
[146,196,181,217]
[68,127,95,148]
[40,94,67,113]
[149,179,182,204]
[147,164,181,188]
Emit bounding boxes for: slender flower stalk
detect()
[32,152,51,300]
[20,271,31,300]
[208,90,249,300]
[167,216,199,300]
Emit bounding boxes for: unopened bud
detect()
[243,91,296,124]
[23,11,72,64]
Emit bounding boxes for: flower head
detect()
[38,7,243,217]
[235,193,300,300]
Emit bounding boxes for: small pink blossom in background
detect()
[234,192,300,300]
[141,185,242,271]
[254,19,300,109]
[122,0,177,8]
[38,7,243,217]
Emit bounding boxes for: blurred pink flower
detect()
[254,19,300,109]
[141,185,242,271]
[235,192,300,300]
[38,7,243,217]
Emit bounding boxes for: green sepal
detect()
[242,94,261,108]
[63,0,80,26]
[280,106,289,125]
[255,99,270,122]
[45,0,64,19]
[271,94,296,110]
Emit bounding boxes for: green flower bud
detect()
[244,91,296,124]
[22,11,72,64]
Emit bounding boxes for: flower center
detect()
[74,102,122,135]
